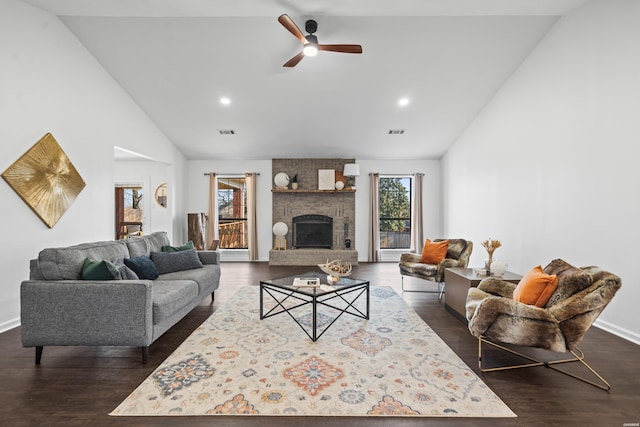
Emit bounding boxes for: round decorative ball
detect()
[335,181,345,190]
[272,222,288,236]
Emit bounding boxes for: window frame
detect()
[217,175,248,250]
[378,174,414,251]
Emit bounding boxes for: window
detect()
[217,177,247,249]
[379,176,412,249]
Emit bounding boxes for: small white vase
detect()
[491,261,506,276]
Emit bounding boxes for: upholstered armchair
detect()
[466,259,621,390]
[399,238,473,296]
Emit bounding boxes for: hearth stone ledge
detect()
[268,249,358,266]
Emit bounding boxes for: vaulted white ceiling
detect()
[22,0,589,160]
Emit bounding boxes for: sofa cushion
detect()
[161,241,195,252]
[37,240,130,280]
[419,239,448,264]
[151,280,199,324]
[145,232,171,253]
[544,259,593,307]
[125,238,149,259]
[513,265,558,307]
[150,249,203,275]
[158,264,221,295]
[125,232,172,258]
[124,256,159,280]
[82,258,122,280]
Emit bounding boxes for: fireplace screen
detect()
[292,214,333,249]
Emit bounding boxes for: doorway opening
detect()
[115,184,144,240]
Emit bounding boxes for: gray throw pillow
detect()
[161,241,195,252]
[115,259,140,280]
[151,249,203,275]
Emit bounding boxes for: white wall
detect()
[0,0,185,331]
[442,0,640,344]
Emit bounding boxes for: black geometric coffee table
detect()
[259,271,369,342]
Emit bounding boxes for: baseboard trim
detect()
[0,317,20,334]
[594,319,640,346]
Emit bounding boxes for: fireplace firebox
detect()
[292,214,333,249]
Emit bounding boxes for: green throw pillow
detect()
[161,241,195,252]
[82,258,122,280]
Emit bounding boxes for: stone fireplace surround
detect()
[269,158,358,266]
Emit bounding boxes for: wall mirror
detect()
[155,183,168,207]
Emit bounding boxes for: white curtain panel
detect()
[368,172,380,262]
[412,173,424,252]
[245,172,258,261]
[206,172,219,250]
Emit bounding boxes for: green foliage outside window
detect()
[379,177,411,232]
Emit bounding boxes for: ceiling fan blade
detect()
[318,44,363,54]
[283,52,305,67]
[278,14,307,44]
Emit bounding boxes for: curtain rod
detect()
[203,173,260,176]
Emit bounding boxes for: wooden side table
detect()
[444,267,522,323]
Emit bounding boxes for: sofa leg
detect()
[211,291,215,303]
[35,346,43,365]
[142,346,149,364]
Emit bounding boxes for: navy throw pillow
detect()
[124,256,159,280]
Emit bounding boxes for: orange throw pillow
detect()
[419,239,449,265]
[513,265,559,307]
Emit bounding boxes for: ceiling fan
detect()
[277,14,363,67]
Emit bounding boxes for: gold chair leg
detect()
[477,336,611,391]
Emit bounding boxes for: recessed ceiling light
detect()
[398,98,409,106]
[220,97,231,105]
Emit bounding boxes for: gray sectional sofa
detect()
[20,232,221,364]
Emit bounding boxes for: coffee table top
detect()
[261,271,368,295]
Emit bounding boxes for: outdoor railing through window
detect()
[218,219,247,249]
[217,176,248,249]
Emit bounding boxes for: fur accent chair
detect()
[466,259,621,352]
[399,238,473,294]
[465,259,621,389]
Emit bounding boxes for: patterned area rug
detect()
[110,286,515,417]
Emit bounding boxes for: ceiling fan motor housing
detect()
[305,19,318,34]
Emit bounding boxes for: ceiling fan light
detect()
[303,43,318,57]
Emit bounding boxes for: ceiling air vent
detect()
[388,129,405,135]
[218,129,235,135]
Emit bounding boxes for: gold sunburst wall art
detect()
[2,133,86,228]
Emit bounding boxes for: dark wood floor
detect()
[1,262,638,427]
